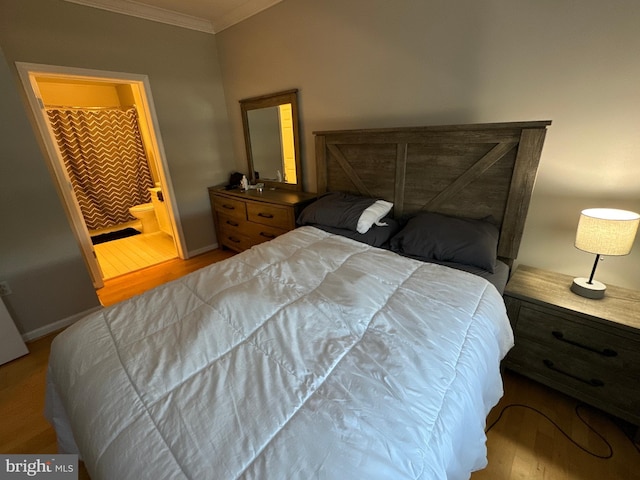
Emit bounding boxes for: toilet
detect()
[129,203,159,233]
[149,187,173,237]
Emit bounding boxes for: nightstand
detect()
[208,186,316,252]
[503,265,640,430]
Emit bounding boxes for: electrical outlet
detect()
[0,281,12,296]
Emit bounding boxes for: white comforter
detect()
[46,226,513,480]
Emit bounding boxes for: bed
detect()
[45,120,551,479]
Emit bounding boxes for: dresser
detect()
[503,265,640,429]
[208,186,316,252]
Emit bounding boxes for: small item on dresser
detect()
[226,171,244,190]
[240,175,249,191]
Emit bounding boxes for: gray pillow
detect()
[313,217,400,247]
[297,192,376,231]
[389,212,499,273]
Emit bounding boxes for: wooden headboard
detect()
[314,121,551,265]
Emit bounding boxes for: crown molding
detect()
[64,0,215,34]
[212,0,282,32]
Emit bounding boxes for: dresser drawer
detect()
[217,213,248,235]
[244,222,288,244]
[213,195,247,220]
[217,229,254,252]
[514,303,640,375]
[209,186,316,253]
[247,202,291,230]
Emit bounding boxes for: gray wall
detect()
[0,0,234,335]
[0,45,99,335]
[217,0,640,289]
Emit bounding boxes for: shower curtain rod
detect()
[45,105,135,110]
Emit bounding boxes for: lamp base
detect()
[571,277,606,299]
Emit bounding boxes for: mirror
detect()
[240,89,302,191]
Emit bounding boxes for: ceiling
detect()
[65,0,283,34]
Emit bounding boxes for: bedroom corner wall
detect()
[216,0,640,289]
[0,0,235,336]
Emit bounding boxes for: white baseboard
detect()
[187,242,219,259]
[22,306,103,342]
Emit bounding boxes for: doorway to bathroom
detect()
[17,63,186,289]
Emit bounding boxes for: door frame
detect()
[16,62,187,288]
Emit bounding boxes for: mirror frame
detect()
[240,89,302,191]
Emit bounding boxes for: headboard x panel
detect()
[314,121,551,264]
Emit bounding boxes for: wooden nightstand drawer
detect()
[514,304,640,375]
[247,202,291,229]
[213,195,247,220]
[508,340,640,419]
[503,265,640,427]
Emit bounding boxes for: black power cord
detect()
[485,403,618,459]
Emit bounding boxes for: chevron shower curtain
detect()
[46,107,155,230]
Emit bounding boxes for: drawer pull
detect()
[543,359,604,387]
[260,232,276,239]
[228,236,241,243]
[551,331,617,357]
[225,220,239,227]
[222,204,235,210]
[257,212,274,218]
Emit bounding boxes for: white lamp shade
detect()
[575,208,640,256]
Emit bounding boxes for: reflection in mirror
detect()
[240,89,301,191]
[246,107,283,182]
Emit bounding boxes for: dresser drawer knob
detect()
[225,220,239,227]
[222,204,235,210]
[257,212,274,218]
[260,232,276,239]
[543,359,604,387]
[551,331,617,357]
[228,236,241,243]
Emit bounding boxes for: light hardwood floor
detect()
[472,369,640,480]
[93,230,178,279]
[96,246,234,306]
[2,249,638,479]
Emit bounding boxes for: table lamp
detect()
[571,208,640,299]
